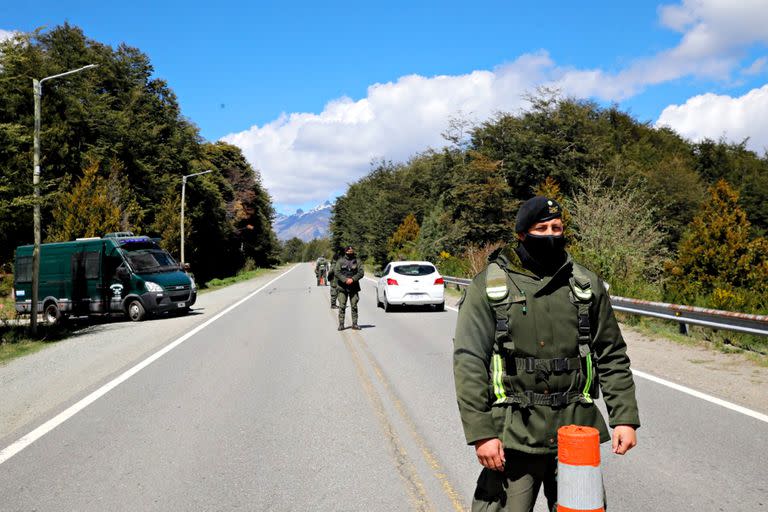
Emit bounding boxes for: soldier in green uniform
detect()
[453,196,639,512]
[328,259,339,309]
[315,257,328,286]
[334,245,364,330]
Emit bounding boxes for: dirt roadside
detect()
[620,324,767,415]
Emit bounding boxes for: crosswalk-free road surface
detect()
[0,264,766,511]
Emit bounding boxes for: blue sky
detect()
[3,1,768,214]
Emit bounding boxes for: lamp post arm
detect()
[29,63,97,335]
[39,64,98,85]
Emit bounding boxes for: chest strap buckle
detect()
[524,357,536,374]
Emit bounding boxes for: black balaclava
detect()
[514,196,566,275]
[344,245,355,259]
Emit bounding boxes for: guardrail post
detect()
[679,322,689,336]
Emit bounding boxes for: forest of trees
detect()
[0,25,279,285]
[330,93,768,315]
[3,26,767,319]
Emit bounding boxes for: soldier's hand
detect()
[612,425,637,455]
[475,438,505,471]
[346,278,353,285]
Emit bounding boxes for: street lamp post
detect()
[180,170,213,265]
[31,64,97,335]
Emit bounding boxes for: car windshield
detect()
[123,249,178,273]
[393,264,436,276]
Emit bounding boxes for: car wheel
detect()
[383,293,392,313]
[44,301,61,325]
[435,302,445,312]
[376,289,383,308]
[126,299,146,322]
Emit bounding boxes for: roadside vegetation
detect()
[329,92,768,354]
[0,25,280,292]
[201,266,272,293]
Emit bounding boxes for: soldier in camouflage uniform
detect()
[334,245,364,330]
[315,257,328,286]
[328,259,339,309]
[453,196,639,512]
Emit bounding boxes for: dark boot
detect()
[337,323,344,331]
[331,304,338,309]
[352,323,361,330]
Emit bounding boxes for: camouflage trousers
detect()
[337,289,359,325]
[471,451,606,512]
[330,285,338,306]
[471,452,557,512]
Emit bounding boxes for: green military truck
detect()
[14,234,197,324]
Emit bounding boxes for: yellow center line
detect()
[340,330,434,511]
[324,271,467,510]
[324,289,433,511]
[352,330,468,512]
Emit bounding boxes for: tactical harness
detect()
[339,259,358,278]
[485,262,596,409]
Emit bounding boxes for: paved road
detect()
[0,264,765,511]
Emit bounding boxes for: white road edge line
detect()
[0,264,301,466]
[630,369,768,423]
[364,276,767,423]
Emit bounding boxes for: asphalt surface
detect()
[0,264,766,511]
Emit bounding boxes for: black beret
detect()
[515,196,562,233]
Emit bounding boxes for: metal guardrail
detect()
[442,276,768,337]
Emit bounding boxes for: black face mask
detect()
[521,234,566,271]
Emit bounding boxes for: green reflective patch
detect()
[492,354,507,404]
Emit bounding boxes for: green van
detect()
[14,234,197,323]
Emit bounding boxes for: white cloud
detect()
[656,84,768,154]
[742,57,767,76]
[223,1,768,209]
[0,29,18,43]
[223,52,558,207]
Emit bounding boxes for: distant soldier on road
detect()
[315,257,328,286]
[453,196,640,512]
[334,245,364,330]
[328,258,339,309]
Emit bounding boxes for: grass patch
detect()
[201,267,271,293]
[0,323,78,365]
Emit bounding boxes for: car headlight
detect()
[189,277,197,291]
[145,281,163,293]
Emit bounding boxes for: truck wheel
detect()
[44,302,61,325]
[126,299,146,322]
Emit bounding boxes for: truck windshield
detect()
[123,249,178,273]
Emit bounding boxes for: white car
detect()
[375,261,445,312]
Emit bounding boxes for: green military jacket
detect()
[334,256,364,293]
[453,246,640,454]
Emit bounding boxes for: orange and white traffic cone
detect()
[557,425,604,512]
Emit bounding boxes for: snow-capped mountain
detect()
[274,201,332,241]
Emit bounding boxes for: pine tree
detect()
[387,213,420,260]
[666,180,768,311]
[47,160,124,241]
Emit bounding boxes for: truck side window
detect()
[85,251,100,280]
[15,256,32,282]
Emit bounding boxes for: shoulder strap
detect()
[569,265,596,403]
[485,262,508,301]
[484,263,524,355]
